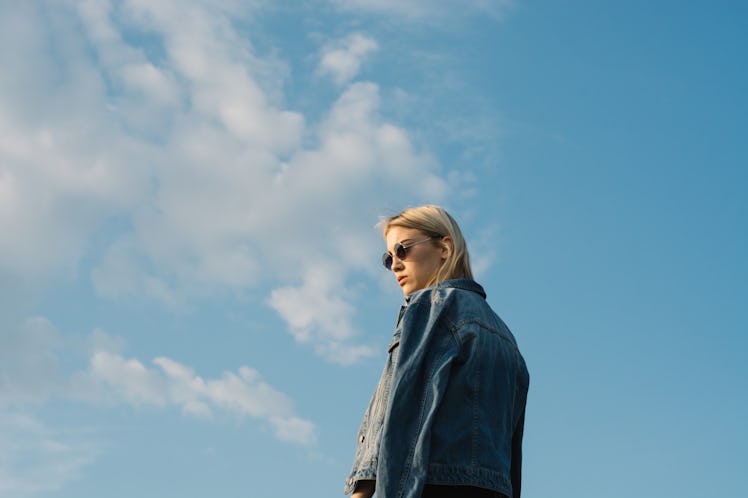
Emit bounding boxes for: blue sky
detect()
[1,1,746,497]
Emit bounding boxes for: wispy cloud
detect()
[318,33,379,86]
[86,352,316,445]
[0,317,64,406]
[0,412,99,497]
[268,264,376,365]
[328,0,514,21]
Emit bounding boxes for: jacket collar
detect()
[404,278,486,303]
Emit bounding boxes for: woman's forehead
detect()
[385,226,425,244]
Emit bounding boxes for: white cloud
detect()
[318,33,379,86]
[118,62,181,106]
[269,416,317,445]
[86,352,316,445]
[0,2,149,281]
[0,1,450,363]
[0,412,98,496]
[89,352,168,406]
[268,265,376,365]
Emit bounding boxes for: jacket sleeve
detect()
[376,304,459,498]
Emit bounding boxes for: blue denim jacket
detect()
[344,279,529,498]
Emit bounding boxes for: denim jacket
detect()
[344,279,529,498]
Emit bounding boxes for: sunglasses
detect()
[382,236,436,270]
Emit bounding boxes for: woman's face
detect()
[384,226,448,296]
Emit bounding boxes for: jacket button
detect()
[360,435,365,443]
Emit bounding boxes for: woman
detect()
[344,205,529,498]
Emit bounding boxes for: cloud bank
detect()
[0,1,447,363]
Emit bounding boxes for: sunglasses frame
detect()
[382,236,437,270]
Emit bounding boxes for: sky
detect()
[0,1,746,497]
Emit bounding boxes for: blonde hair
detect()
[381,205,473,287]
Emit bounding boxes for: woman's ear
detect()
[440,236,454,260]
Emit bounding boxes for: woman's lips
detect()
[397,275,406,285]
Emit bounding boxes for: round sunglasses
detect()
[382,236,436,270]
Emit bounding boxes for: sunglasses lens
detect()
[383,243,417,270]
